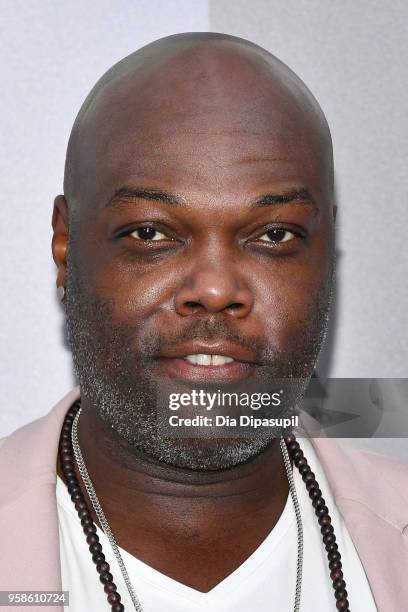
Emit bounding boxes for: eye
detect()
[130,227,170,241]
[256,227,297,244]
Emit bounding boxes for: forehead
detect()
[73,47,332,211]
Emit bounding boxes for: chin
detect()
[144,433,275,472]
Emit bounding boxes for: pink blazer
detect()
[1,386,408,611]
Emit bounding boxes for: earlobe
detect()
[52,195,69,289]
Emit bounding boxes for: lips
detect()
[156,342,257,382]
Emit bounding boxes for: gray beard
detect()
[65,252,334,471]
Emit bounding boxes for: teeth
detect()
[212,355,234,365]
[184,354,234,366]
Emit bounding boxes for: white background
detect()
[1,1,407,457]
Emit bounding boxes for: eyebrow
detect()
[253,189,316,208]
[105,186,316,210]
[106,186,186,208]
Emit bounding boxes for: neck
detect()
[59,397,290,591]
[75,397,289,509]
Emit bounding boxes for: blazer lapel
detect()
[312,436,408,612]
[0,387,80,611]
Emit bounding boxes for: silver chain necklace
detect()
[71,407,303,612]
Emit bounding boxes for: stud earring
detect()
[57,285,66,303]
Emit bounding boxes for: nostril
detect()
[184,301,203,313]
[229,303,243,310]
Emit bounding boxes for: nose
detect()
[174,258,254,318]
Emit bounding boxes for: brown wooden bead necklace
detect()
[58,399,351,611]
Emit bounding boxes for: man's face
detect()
[65,48,335,470]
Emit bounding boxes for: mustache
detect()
[145,317,274,364]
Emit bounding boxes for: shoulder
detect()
[313,436,408,479]
[0,386,80,449]
[336,440,408,480]
[312,437,408,530]
[0,387,80,504]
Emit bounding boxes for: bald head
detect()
[63,32,333,223]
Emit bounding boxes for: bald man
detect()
[0,33,407,612]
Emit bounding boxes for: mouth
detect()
[157,345,257,382]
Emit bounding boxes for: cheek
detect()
[91,257,182,327]
[253,260,330,349]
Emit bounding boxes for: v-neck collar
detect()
[56,468,302,604]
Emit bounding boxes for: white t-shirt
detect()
[56,438,377,611]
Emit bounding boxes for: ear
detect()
[51,195,69,289]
